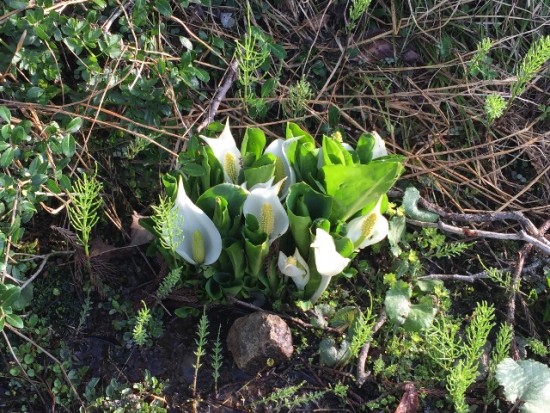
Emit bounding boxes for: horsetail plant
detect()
[191,307,209,408]
[67,169,103,257]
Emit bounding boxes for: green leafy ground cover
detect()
[0,0,549,412]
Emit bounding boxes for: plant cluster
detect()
[145,121,404,305]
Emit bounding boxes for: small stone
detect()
[226,312,293,374]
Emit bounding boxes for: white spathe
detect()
[346,201,389,250]
[311,228,350,277]
[309,228,351,303]
[200,119,242,184]
[278,248,310,290]
[242,179,289,244]
[170,179,222,265]
[264,137,298,198]
[371,131,388,159]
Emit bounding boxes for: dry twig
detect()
[356,311,387,387]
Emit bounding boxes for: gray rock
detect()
[226,312,293,374]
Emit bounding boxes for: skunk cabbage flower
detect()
[171,179,222,265]
[278,248,310,290]
[346,202,389,250]
[309,228,350,303]
[371,131,388,159]
[264,138,298,198]
[243,179,289,244]
[200,119,241,184]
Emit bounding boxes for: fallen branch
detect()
[407,219,550,255]
[356,311,387,387]
[507,219,550,355]
[418,259,548,283]
[197,59,239,133]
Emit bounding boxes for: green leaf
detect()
[156,0,172,16]
[355,133,376,164]
[11,126,25,144]
[241,127,266,161]
[0,147,15,167]
[261,78,277,98]
[496,358,550,413]
[26,87,44,100]
[66,117,83,133]
[0,106,11,123]
[384,281,436,332]
[322,159,404,222]
[243,153,276,188]
[0,284,21,308]
[328,105,340,127]
[196,184,247,221]
[61,134,76,157]
[180,162,206,177]
[388,215,406,257]
[321,135,353,166]
[5,313,24,329]
[286,182,332,259]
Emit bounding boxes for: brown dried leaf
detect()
[130,211,154,246]
[394,383,419,413]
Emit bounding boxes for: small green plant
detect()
[485,94,507,124]
[235,3,271,116]
[156,267,182,300]
[132,301,152,347]
[484,323,513,405]
[469,38,496,79]
[191,308,209,406]
[417,227,472,259]
[67,170,103,257]
[284,78,313,118]
[511,35,550,101]
[85,370,167,412]
[348,0,373,31]
[525,338,549,357]
[425,301,495,413]
[253,381,325,412]
[151,196,183,254]
[211,324,223,394]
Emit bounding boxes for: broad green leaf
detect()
[243,153,276,188]
[224,240,245,280]
[61,134,76,157]
[11,126,25,144]
[496,358,550,413]
[6,313,24,329]
[156,0,172,16]
[0,284,21,308]
[385,281,436,332]
[403,296,436,331]
[355,133,376,164]
[330,306,360,330]
[388,215,406,257]
[385,280,412,325]
[180,162,206,177]
[286,183,332,259]
[66,117,83,133]
[0,147,15,167]
[322,159,404,222]
[0,107,10,123]
[321,135,353,166]
[196,183,247,220]
[26,86,44,99]
[241,127,266,161]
